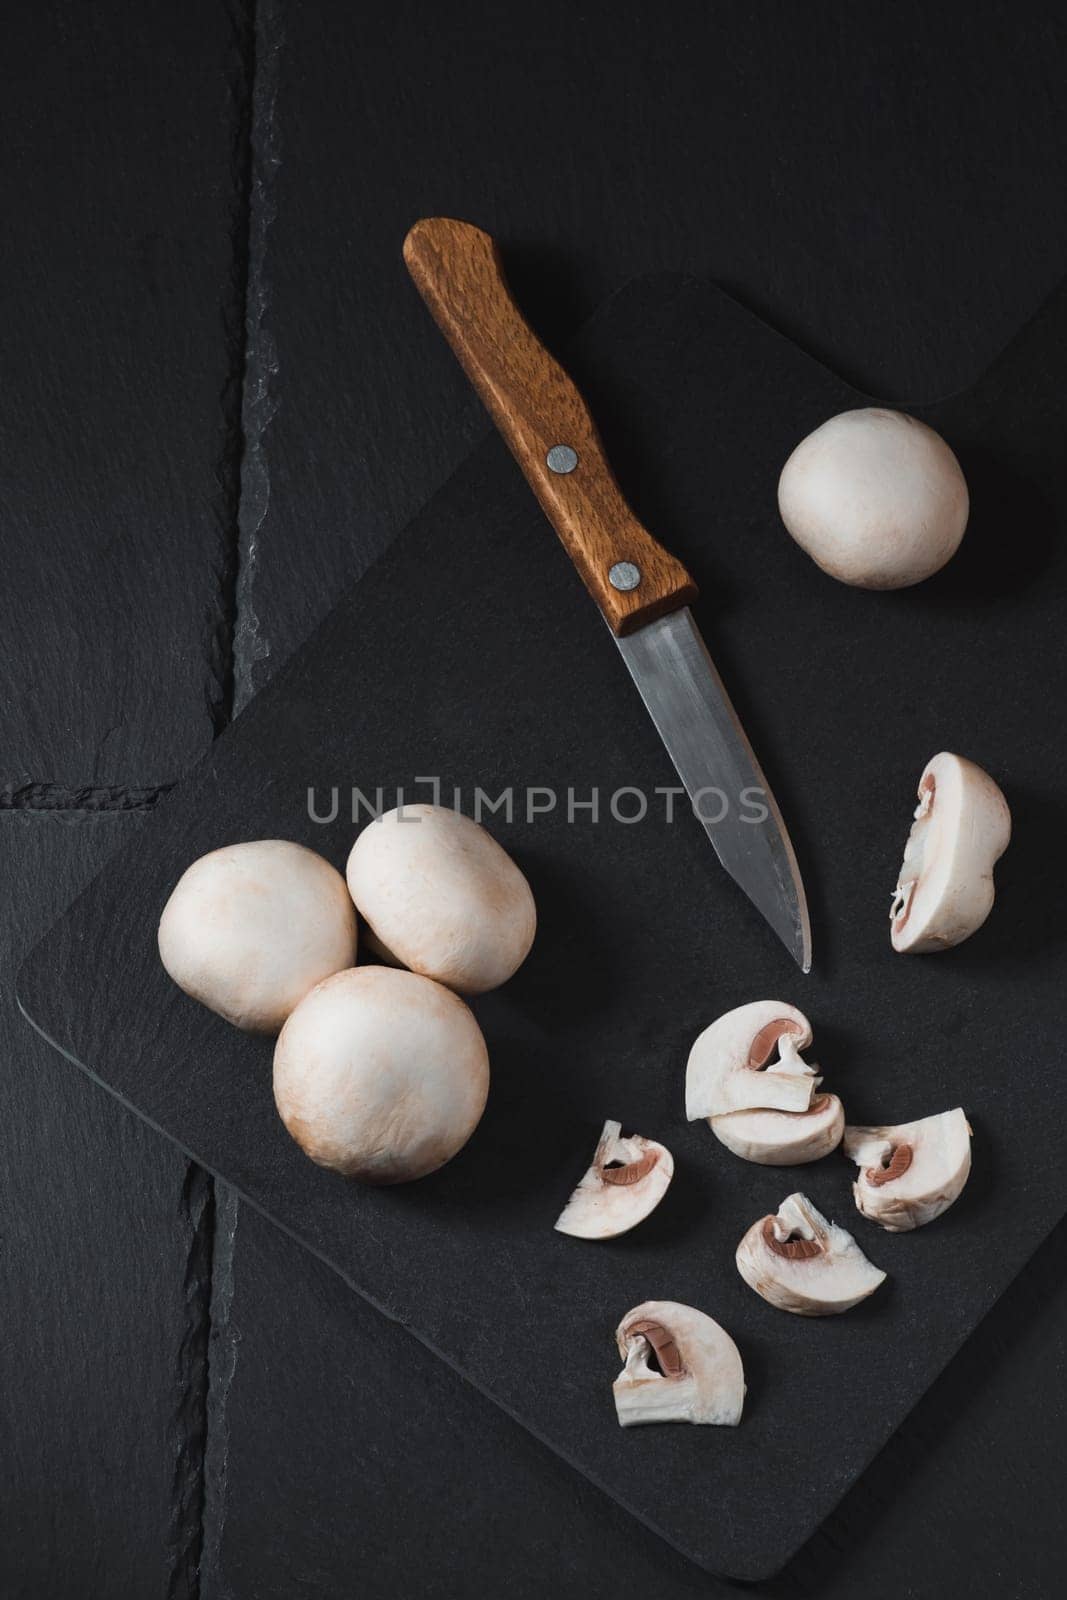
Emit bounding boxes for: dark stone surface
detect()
[3,0,1067,1594]
[0,2,251,787]
[0,816,204,1600]
[237,0,1067,699]
[20,275,1067,1579]
[0,5,250,1596]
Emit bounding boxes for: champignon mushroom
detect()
[272,966,489,1183]
[612,1301,745,1427]
[844,1107,972,1232]
[710,1093,845,1166]
[346,805,536,995]
[736,1193,886,1316]
[891,752,1011,953]
[158,840,358,1033]
[686,1000,820,1121]
[777,408,968,589]
[554,1120,673,1239]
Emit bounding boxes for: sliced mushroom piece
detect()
[555,1121,673,1239]
[710,1093,845,1166]
[612,1301,745,1427]
[844,1107,972,1232]
[891,752,1011,954]
[686,1000,820,1121]
[736,1193,886,1316]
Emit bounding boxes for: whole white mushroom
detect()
[158,840,357,1033]
[273,966,490,1183]
[777,408,968,589]
[346,805,536,994]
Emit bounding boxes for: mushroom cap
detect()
[777,407,969,589]
[844,1107,972,1231]
[272,966,489,1184]
[554,1120,673,1239]
[612,1301,745,1427]
[710,1093,844,1166]
[685,1000,819,1121]
[736,1193,886,1316]
[891,753,1011,954]
[158,839,358,1033]
[346,805,536,995]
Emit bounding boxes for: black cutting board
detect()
[18,275,1067,1581]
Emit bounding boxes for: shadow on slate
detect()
[16,273,1067,1582]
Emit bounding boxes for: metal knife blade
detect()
[616,608,812,971]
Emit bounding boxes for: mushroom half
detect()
[844,1107,972,1232]
[710,1093,845,1166]
[686,1001,820,1121]
[891,753,1011,954]
[613,1301,745,1427]
[555,1121,673,1240]
[736,1193,886,1316]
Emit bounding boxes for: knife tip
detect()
[788,914,813,975]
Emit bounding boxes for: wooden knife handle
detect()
[403,217,697,635]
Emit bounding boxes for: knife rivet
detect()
[609,561,642,592]
[546,444,578,474]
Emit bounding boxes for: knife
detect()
[403,217,812,972]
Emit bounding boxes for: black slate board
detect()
[17,275,1067,1581]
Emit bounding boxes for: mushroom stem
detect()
[614,1339,688,1427]
[774,1032,816,1077]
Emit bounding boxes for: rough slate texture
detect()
[0,815,203,1600]
[0,5,250,1597]
[19,275,1067,1580]
[0,2,252,789]
[4,0,1067,1594]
